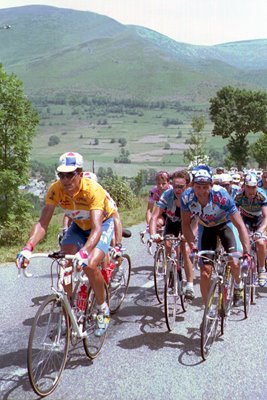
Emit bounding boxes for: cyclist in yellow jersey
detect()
[16,152,115,336]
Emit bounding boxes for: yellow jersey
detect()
[46,177,115,230]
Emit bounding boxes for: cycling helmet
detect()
[193,167,212,184]
[231,173,241,183]
[219,173,232,184]
[244,174,257,187]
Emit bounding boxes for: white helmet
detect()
[83,171,98,182]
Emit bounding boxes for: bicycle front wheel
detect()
[164,264,178,331]
[27,295,70,397]
[109,254,131,314]
[243,268,253,318]
[201,279,222,361]
[83,283,109,359]
[154,246,167,304]
[221,272,234,334]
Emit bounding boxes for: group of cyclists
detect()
[15,151,267,338]
[144,164,267,308]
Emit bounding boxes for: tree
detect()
[183,115,209,167]
[48,135,60,146]
[0,65,39,243]
[99,174,135,208]
[118,138,127,147]
[251,134,267,169]
[209,86,267,169]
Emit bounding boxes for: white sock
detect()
[234,282,243,289]
[258,267,265,273]
[186,282,194,289]
[97,302,108,311]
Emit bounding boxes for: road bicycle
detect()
[241,233,267,318]
[163,234,188,331]
[21,251,110,397]
[195,249,241,360]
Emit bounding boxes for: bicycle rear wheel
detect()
[154,246,166,304]
[178,267,189,312]
[83,283,109,359]
[109,254,131,314]
[27,295,70,397]
[201,279,221,361]
[164,263,178,331]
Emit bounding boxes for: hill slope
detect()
[0,5,266,101]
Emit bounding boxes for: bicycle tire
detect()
[201,279,221,361]
[83,283,109,359]
[221,270,234,333]
[27,295,70,397]
[154,246,166,304]
[164,263,178,331]
[109,254,131,314]
[243,268,253,319]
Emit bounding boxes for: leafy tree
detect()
[164,142,170,150]
[183,115,208,166]
[209,86,267,169]
[99,174,135,208]
[114,148,131,164]
[132,170,146,195]
[251,134,267,169]
[0,65,39,243]
[118,138,127,147]
[48,135,60,146]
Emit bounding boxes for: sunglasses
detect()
[58,171,79,180]
[173,184,186,190]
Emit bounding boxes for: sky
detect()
[0,0,267,45]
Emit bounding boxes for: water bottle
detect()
[76,284,88,312]
[241,258,249,278]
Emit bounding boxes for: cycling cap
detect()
[57,152,83,172]
[83,171,98,182]
[232,173,241,183]
[193,168,212,184]
[244,174,257,187]
[219,173,232,184]
[192,164,213,175]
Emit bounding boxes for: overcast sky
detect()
[1,0,267,45]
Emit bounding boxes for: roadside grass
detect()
[0,196,147,264]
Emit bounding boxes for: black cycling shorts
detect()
[242,215,262,233]
[164,217,182,237]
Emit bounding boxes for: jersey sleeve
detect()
[45,182,60,206]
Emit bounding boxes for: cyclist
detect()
[181,165,250,307]
[235,173,267,286]
[149,170,195,300]
[218,173,240,199]
[16,152,115,337]
[258,170,267,196]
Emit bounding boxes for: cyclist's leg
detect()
[199,225,217,304]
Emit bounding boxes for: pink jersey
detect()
[148,184,172,203]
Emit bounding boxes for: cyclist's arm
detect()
[27,204,56,247]
[149,205,163,236]
[181,210,195,250]
[82,209,104,253]
[112,209,122,245]
[229,211,250,254]
[63,214,72,230]
[257,205,267,233]
[146,202,154,225]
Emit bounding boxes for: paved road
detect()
[0,222,266,400]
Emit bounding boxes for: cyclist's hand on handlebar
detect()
[150,233,161,242]
[73,249,89,270]
[253,231,263,239]
[110,246,122,259]
[16,242,34,269]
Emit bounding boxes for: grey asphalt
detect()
[0,222,266,400]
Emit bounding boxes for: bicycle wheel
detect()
[27,295,70,397]
[83,283,109,359]
[221,272,234,334]
[164,263,178,331]
[243,268,253,319]
[154,246,166,304]
[201,279,222,361]
[109,254,131,314]
[177,269,188,312]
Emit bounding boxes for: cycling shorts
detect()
[61,217,114,255]
[198,221,242,265]
[164,217,182,237]
[242,215,262,233]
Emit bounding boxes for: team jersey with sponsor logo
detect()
[234,188,267,218]
[181,185,237,227]
[156,188,181,222]
[46,177,115,230]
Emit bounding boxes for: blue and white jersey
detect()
[181,185,237,227]
[231,184,241,199]
[157,188,181,222]
[235,188,267,217]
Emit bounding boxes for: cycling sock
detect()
[97,302,108,311]
[234,282,243,289]
[186,282,194,289]
[258,267,265,273]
